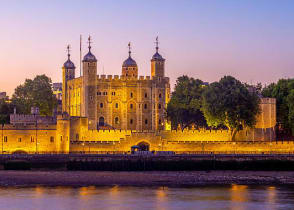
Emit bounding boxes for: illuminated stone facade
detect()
[0,38,279,154]
[62,39,170,131]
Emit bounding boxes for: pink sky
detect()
[1,1,294,96]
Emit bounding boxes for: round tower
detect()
[62,45,75,113]
[122,42,138,78]
[151,37,165,78]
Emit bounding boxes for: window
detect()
[90,96,93,101]
[4,136,7,142]
[115,117,119,124]
[60,136,63,142]
[159,119,162,125]
[75,134,79,141]
[158,104,161,109]
[112,92,116,96]
[99,117,105,126]
[100,103,103,108]
[97,92,101,96]
[18,138,21,142]
[145,119,148,124]
[130,104,133,109]
[145,93,148,98]
[50,136,54,142]
[144,104,147,109]
[159,93,162,98]
[115,103,118,108]
[130,119,133,124]
[103,92,107,96]
[130,92,133,98]
[31,136,34,142]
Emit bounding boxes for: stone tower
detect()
[62,45,75,113]
[122,42,138,78]
[82,36,97,129]
[150,37,168,130]
[151,37,165,78]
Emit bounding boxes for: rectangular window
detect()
[31,136,34,142]
[4,136,7,142]
[50,136,54,143]
[18,138,21,142]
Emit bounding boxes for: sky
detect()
[1,0,294,96]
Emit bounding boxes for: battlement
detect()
[10,114,56,126]
[96,74,169,82]
[260,97,276,104]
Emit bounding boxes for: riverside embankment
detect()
[1,154,294,171]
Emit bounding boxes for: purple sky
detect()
[1,0,294,96]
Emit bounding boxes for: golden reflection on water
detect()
[78,186,97,197]
[267,186,277,210]
[155,186,168,210]
[230,184,249,210]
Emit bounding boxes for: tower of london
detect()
[62,37,170,131]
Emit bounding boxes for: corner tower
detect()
[62,45,75,113]
[82,36,97,129]
[151,37,165,78]
[122,42,138,78]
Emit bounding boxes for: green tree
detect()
[202,76,260,140]
[262,79,294,135]
[0,99,15,124]
[167,76,207,129]
[11,75,56,116]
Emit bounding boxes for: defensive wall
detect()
[0,96,279,154]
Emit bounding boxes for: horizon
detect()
[1,0,294,96]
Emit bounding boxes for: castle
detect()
[0,37,284,154]
[62,37,170,131]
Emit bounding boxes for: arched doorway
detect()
[12,150,28,155]
[137,142,150,151]
[98,117,104,126]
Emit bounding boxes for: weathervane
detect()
[88,35,92,51]
[67,44,71,59]
[155,36,159,53]
[128,42,131,57]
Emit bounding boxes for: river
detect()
[0,185,293,209]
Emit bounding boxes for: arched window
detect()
[158,104,161,109]
[130,119,133,124]
[115,103,118,108]
[115,117,119,124]
[144,104,147,109]
[130,92,133,98]
[159,93,162,98]
[145,119,148,124]
[99,117,104,126]
[100,103,103,108]
[130,104,133,109]
[145,93,148,98]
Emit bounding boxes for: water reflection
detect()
[0,185,293,210]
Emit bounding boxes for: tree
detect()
[167,76,207,130]
[262,79,294,136]
[0,99,14,125]
[11,75,57,116]
[202,76,260,140]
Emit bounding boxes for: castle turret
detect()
[82,36,97,129]
[62,45,75,113]
[151,37,165,78]
[122,42,138,78]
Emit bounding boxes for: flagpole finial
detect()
[128,42,131,57]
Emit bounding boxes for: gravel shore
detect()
[0,171,294,187]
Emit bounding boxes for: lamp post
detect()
[1,124,3,154]
[35,120,38,154]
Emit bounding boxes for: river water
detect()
[0,185,293,210]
